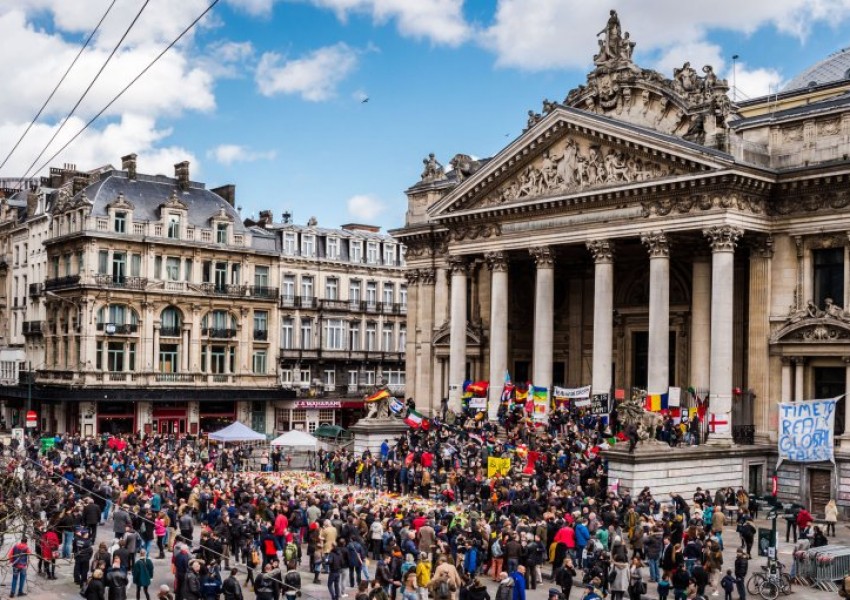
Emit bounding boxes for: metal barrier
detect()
[793,545,850,591]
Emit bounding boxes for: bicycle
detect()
[748,561,792,599]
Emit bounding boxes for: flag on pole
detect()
[466,381,489,397]
[365,388,390,403]
[404,409,426,429]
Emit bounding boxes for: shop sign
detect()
[295,400,341,409]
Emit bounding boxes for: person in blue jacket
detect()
[575,520,591,568]
[511,565,526,600]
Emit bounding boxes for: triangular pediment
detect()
[428,107,733,218]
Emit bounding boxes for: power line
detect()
[18,0,151,186]
[0,0,119,175]
[28,0,222,181]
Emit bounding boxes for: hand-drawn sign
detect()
[777,398,838,463]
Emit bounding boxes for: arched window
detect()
[161,306,182,337]
[97,304,139,332]
[202,310,236,337]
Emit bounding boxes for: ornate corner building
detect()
[393,12,850,512]
[0,156,406,436]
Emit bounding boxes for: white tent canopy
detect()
[209,421,266,442]
[270,429,318,449]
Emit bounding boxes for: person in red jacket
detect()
[40,528,60,580]
[797,508,814,536]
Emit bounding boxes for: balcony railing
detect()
[22,321,43,336]
[320,299,349,311]
[299,295,317,308]
[44,275,80,291]
[28,283,43,298]
[254,329,269,341]
[160,327,181,337]
[155,372,196,383]
[94,275,148,290]
[35,370,275,387]
[280,295,297,308]
[198,283,246,297]
[203,328,236,338]
[96,323,139,334]
[248,286,278,299]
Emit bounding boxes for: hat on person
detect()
[160,585,170,593]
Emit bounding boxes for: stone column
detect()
[843,357,850,444]
[748,237,774,439]
[181,326,190,372]
[587,240,615,394]
[690,256,711,392]
[781,358,792,403]
[641,231,670,395]
[417,269,436,414]
[404,270,419,402]
[434,266,449,326]
[530,247,555,390]
[486,251,509,421]
[448,257,468,412]
[794,358,805,401]
[703,226,742,444]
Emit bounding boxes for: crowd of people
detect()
[1,403,840,600]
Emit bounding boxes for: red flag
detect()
[523,451,540,475]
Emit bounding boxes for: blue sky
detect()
[1,0,850,231]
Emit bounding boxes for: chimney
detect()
[122,153,137,180]
[257,210,273,228]
[72,175,89,196]
[26,191,38,217]
[174,161,190,191]
[211,184,235,206]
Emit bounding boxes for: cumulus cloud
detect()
[347,194,385,221]
[208,144,276,165]
[225,0,277,17]
[256,43,359,101]
[307,0,470,46]
[481,0,850,74]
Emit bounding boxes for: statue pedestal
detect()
[349,418,408,456]
[602,443,769,501]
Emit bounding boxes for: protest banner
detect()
[487,456,511,477]
[778,397,839,464]
[553,385,591,399]
[590,393,609,415]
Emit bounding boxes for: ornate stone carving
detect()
[450,154,475,182]
[818,118,840,136]
[485,251,509,272]
[420,153,446,182]
[640,231,669,258]
[782,126,803,143]
[106,192,135,211]
[404,270,420,285]
[770,191,850,216]
[587,239,615,263]
[703,226,742,252]
[159,190,188,212]
[751,235,774,258]
[449,222,501,242]
[448,256,468,275]
[641,193,765,217]
[529,246,555,268]
[593,10,636,71]
[479,135,677,208]
[418,268,436,285]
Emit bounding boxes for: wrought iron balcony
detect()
[254,329,269,341]
[44,275,80,291]
[94,274,148,290]
[198,283,247,297]
[732,425,755,445]
[95,323,139,334]
[320,299,350,311]
[22,321,43,336]
[280,295,297,308]
[248,286,278,299]
[28,283,43,298]
[159,327,181,337]
[203,327,236,338]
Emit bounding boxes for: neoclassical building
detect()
[395,13,850,512]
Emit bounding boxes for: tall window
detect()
[382,282,394,305]
[165,257,180,281]
[366,282,377,307]
[382,324,394,351]
[326,237,339,259]
[107,342,125,372]
[114,211,126,233]
[184,258,192,281]
[281,318,294,349]
[167,214,180,239]
[159,344,179,373]
[98,304,138,327]
[216,223,228,244]
[383,244,395,265]
[112,252,126,282]
[348,370,358,386]
[349,322,361,350]
[283,232,296,255]
[300,318,313,349]
[324,369,336,386]
[349,280,361,306]
[254,310,268,334]
[366,322,377,351]
[203,310,235,333]
[814,248,844,309]
[367,242,379,264]
[214,262,227,291]
[301,276,314,299]
[302,235,315,257]
[400,285,407,308]
[254,265,269,288]
[282,275,295,300]
[350,241,363,263]
[399,325,407,349]
[325,277,339,300]
[253,350,267,374]
[324,319,344,350]
[161,306,182,336]
[131,254,142,277]
[386,369,405,386]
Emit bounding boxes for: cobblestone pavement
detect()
[5,510,848,600]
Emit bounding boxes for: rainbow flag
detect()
[365,388,390,403]
[644,392,669,412]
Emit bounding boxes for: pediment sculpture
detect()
[476,135,682,208]
[159,190,188,212]
[773,298,850,343]
[106,192,135,211]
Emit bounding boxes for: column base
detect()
[705,435,734,448]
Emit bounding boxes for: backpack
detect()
[284,542,298,563]
[437,579,451,599]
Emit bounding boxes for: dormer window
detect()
[350,240,363,263]
[383,243,395,266]
[167,214,181,239]
[114,211,126,233]
[283,232,296,255]
[302,234,315,257]
[367,242,379,264]
[327,237,339,259]
[216,223,228,244]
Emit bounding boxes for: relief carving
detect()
[818,118,840,136]
[449,222,502,242]
[641,193,765,217]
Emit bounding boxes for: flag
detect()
[466,381,489,397]
[389,397,404,414]
[515,384,529,401]
[404,409,426,429]
[366,388,390,403]
[487,456,511,477]
[501,383,514,404]
[644,392,669,412]
[523,451,541,475]
[462,380,474,399]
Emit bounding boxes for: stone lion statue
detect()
[617,393,665,444]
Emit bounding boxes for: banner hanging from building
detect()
[778,398,839,464]
[553,385,591,399]
[532,386,549,422]
[590,394,610,416]
[669,387,681,408]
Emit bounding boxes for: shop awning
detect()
[208,421,266,442]
[270,429,318,449]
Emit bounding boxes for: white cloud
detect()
[208,144,277,165]
[307,0,470,46]
[256,43,359,101]
[226,0,277,17]
[732,64,785,100]
[347,194,385,221]
[481,1,850,73]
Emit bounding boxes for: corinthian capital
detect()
[404,269,420,285]
[485,251,509,272]
[586,239,615,263]
[703,226,743,253]
[529,246,555,268]
[447,256,468,275]
[418,268,436,285]
[641,231,669,258]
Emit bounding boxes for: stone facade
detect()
[393,12,850,513]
